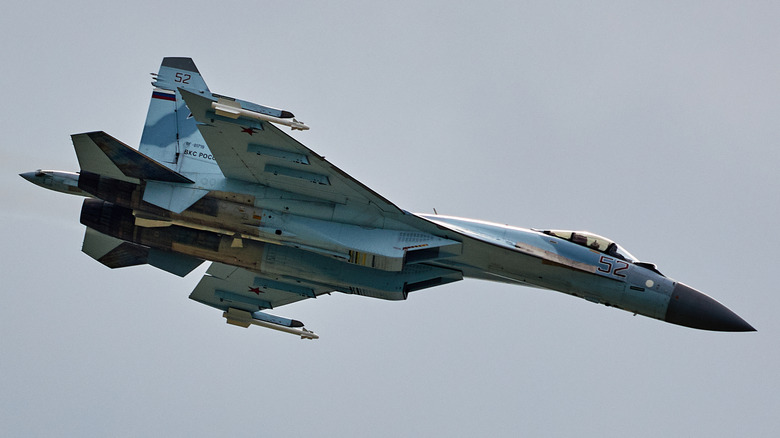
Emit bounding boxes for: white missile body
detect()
[223,308,319,339]
[211,101,310,131]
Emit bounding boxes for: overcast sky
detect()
[2,1,778,436]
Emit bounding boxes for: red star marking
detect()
[241,127,256,135]
[248,286,263,295]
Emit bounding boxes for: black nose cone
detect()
[665,283,755,332]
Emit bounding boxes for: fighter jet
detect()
[20,57,755,339]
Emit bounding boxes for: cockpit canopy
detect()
[541,230,638,262]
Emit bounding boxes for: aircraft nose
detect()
[665,283,755,332]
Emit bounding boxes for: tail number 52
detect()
[598,256,629,278]
[175,72,191,84]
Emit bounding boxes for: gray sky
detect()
[2,1,778,436]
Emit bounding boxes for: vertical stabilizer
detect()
[139,58,221,179]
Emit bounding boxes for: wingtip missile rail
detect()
[223,308,319,339]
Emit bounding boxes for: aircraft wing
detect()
[179,89,403,215]
[189,262,335,339]
[189,262,333,312]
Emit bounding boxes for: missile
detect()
[212,101,310,131]
[223,308,319,340]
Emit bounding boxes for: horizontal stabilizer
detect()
[73,131,193,183]
[142,180,209,214]
[82,227,202,277]
[82,228,148,268]
[147,248,203,277]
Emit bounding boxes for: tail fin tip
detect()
[161,57,199,73]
